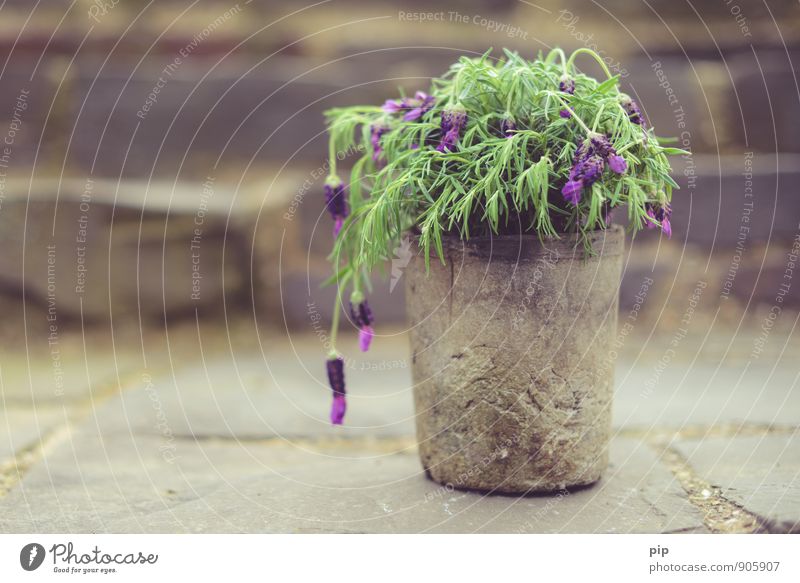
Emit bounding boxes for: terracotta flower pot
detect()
[406,225,624,494]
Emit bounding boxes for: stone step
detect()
[0,175,296,324]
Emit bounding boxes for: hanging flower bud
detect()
[589,133,627,174]
[437,105,467,152]
[404,91,435,121]
[382,99,402,114]
[661,204,673,238]
[383,91,435,122]
[561,133,626,205]
[559,75,575,118]
[620,95,645,126]
[324,177,348,237]
[500,115,516,138]
[370,124,390,164]
[607,153,627,174]
[644,202,672,237]
[588,133,611,157]
[349,296,375,352]
[562,154,604,205]
[326,356,346,425]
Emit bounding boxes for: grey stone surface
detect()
[78,328,800,442]
[673,434,800,533]
[407,228,624,493]
[0,430,707,534]
[90,333,415,440]
[0,408,64,462]
[2,326,797,533]
[0,429,291,533]
[613,356,800,428]
[0,328,147,405]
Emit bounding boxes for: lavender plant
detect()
[320,48,686,424]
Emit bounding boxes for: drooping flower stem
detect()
[327,269,353,357]
[545,47,569,76]
[328,137,338,178]
[566,48,615,81]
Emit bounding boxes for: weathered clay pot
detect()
[406,226,624,494]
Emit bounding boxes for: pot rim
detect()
[414,224,625,260]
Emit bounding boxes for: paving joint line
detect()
[650,440,768,533]
[0,423,72,498]
[0,369,154,499]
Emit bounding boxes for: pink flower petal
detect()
[330,394,346,425]
[359,325,374,352]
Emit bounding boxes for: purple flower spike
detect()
[403,91,436,121]
[581,155,605,186]
[644,202,672,237]
[659,203,673,238]
[662,216,672,238]
[559,76,575,118]
[350,299,375,352]
[589,133,628,174]
[500,116,516,137]
[645,205,658,230]
[608,154,627,174]
[437,107,467,152]
[324,178,348,237]
[326,357,346,425]
[621,96,645,126]
[590,132,626,175]
[382,99,402,114]
[384,91,435,121]
[589,134,613,158]
[333,217,344,237]
[562,133,624,205]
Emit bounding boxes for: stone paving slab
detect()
[673,434,800,533]
[75,331,800,445]
[0,429,340,533]
[91,336,415,440]
[3,324,797,428]
[0,333,143,405]
[0,408,64,462]
[614,356,800,429]
[0,424,708,533]
[3,327,797,533]
[113,437,706,534]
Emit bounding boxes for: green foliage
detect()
[322,48,686,347]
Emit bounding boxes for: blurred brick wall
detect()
[0,0,798,331]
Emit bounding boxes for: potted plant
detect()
[320,48,684,493]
